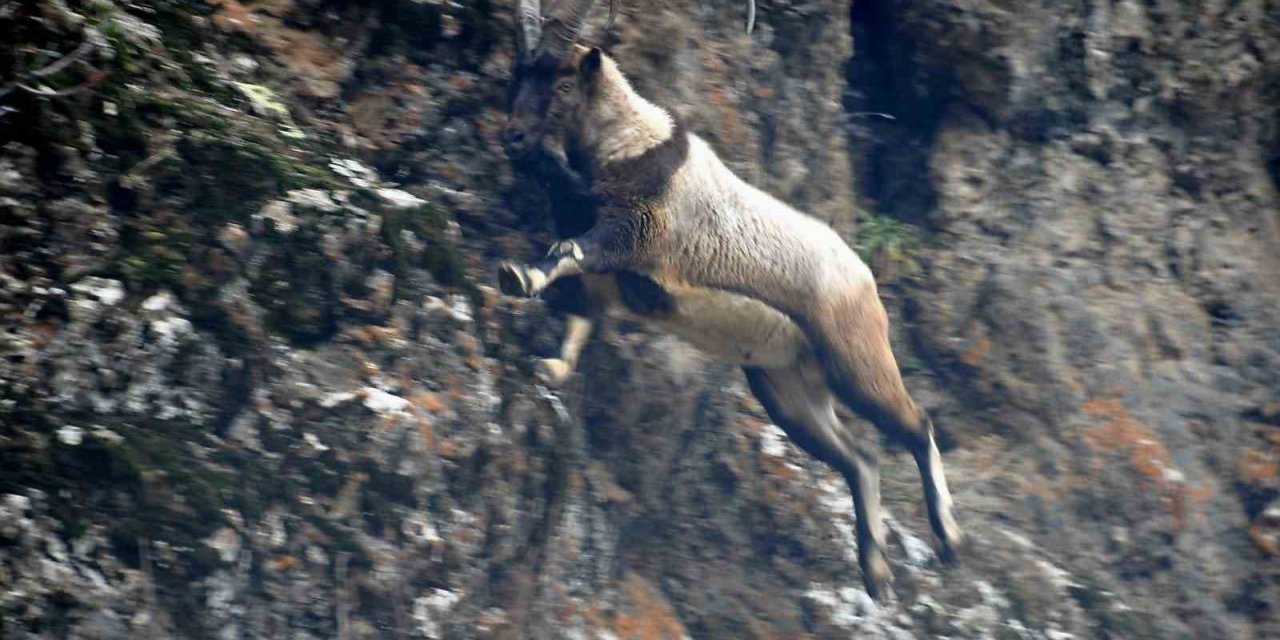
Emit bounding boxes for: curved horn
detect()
[603,0,617,34]
[516,0,543,54]
[579,0,618,45]
[540,0,599,59]
[746,0,756,34]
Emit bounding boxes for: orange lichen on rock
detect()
[1081,398,1176,485]
[209,0,349,98]
[414,417,436,453]
[610,574,689,640]
[347,71,429,150]
[760,456,800,482]
[1236,449,1279,487]
[1081,396,1200,530]
[410,390,447,415]
[340,325,404,347]
[269,554,299,572]
[1261,428,1280,447]
[1249,524,1280,556]
[960,331,993,367]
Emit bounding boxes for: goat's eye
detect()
[556,82,572,94]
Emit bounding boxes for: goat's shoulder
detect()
[593,121,690,206]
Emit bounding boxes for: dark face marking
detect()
[503,50,595,158]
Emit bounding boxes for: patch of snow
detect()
[402,512,442,545]
[816,478,859,563]
[448,294,472,323]
[91,426,124,445]
[257,199,301,232]
[1262,501,1280,522]
[976,579,1011,610]
[142,291,174,312]
[204,527,241,564]
[886,512,933,568]
[1162,466,1186,484]
[286,188,340,213]
[57,425,84,446]
[329,158,378,188]
[306,544,328,566]
[413,588,462,639]
[4,494,31,514]
[759,424,788,457]
[806,585,859,628]
[303,432,329,452]
[150,316,193,347]
[361,388,411,417]
[319,391,357,408]
[377,188,426,210]
[70,277,125,308]
[1000,527,1036,550]
[805,583,878,629]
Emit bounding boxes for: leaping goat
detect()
[500,0,962,600]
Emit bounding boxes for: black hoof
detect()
[938,533,968,566]
[862,551,894,602]
[498,262,532,298]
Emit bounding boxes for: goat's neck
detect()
[573,60,675,171]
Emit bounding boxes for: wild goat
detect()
[499,0,962,599]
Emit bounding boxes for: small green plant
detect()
[855,213,921,282]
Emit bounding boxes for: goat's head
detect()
[503,0,612,158]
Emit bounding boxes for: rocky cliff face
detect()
[1,1,1277,639]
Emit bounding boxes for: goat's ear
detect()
[580,48,603,83]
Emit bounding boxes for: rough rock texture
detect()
[1,0,1278,639]
[847,2,1280,638]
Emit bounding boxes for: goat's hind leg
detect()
[912,415,964,562]
[809,296,964,562]
[744,364,893,600]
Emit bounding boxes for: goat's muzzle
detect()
[502,124,538,159]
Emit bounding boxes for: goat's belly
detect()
[640,284,809,367]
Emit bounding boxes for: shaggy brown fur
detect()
[501,13,963,599]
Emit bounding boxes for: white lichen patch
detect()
[804,583,878,629]
[360,388,412,417]
[448,294,472,323]
[376,187,427,210]
[141,291,175,313]
[402,511,442,546]
[318,391,357,408]
[286,188,340,214]
[413,588,461,639]
[302,432,329,453]
[885,511,934,569]
[233,82,306,139]
[69,277,125,312]
[149,316,193,348]
[329,158,378,188]
[203,527,241,564]
[816,477,860,563]
[56,425,84,446]
[759,423,789,457]
[256,199,301,233]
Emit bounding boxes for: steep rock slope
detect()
[847,1,1280,637]
[1,1,1277,639]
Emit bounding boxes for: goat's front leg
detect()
[498,240,585,298]
[498,220,636,299]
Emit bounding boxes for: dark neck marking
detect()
[588,120,690,204]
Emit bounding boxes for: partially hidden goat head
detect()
[503,0,612,158]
